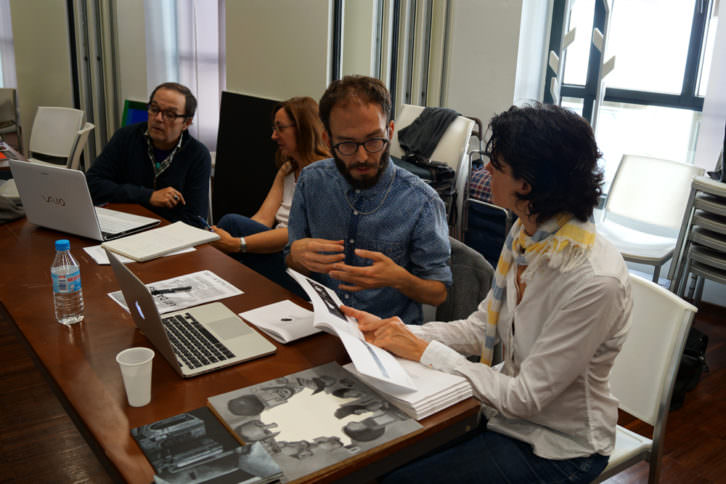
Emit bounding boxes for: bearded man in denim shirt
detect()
[285,76,452,325]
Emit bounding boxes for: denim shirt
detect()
[286,158,452,325]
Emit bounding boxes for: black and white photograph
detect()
[131,407,282,484]
[207,362,422,482]
[307,278,347,321]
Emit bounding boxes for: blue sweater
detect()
[86,122,211,227]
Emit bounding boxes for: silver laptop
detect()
[9,159,160,241]
[106,249,276,378]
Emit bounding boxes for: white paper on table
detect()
[239,299,319,344]
[287,268,416,391]
[108,270,243,314]
[84,244,195,265]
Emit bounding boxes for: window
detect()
[0,0,16,88]
[144,0,224,151]
[547,0,718,190]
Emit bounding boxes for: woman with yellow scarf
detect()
[343,103,632,484]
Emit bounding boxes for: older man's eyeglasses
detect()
[147,103,187,121]
[332,138,389,156]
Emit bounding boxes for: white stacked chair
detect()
[669,176,726,302]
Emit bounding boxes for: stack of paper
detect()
[344,358,473,420]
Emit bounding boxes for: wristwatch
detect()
[239,236,247,253]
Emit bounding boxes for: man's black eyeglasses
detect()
[332,138,389,156]
[147,103,187,121]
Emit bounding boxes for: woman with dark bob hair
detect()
[342,103,633,483]
[212,97,330,291]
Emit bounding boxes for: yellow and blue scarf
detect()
[480,214,596,365]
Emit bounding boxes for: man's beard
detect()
[334,147,389,190]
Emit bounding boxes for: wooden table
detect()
[0,205,480,483]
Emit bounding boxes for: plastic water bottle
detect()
[51,239,85,325]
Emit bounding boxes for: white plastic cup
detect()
[116,347,155,407]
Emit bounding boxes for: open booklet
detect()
[287,269,416,391]
[240,299,320,344]
[101,221,219,262]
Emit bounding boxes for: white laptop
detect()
[106,249,276,378]
[9,159,160,241]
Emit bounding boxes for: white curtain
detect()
[0,0,17,88]
[144,0,224,151]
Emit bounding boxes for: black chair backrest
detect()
[464,199,513,268]
[213,91,279,223]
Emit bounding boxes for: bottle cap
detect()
[55,239,70,251]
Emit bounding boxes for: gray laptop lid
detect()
[105,249,276,377]
[9,160,158,241]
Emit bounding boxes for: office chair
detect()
[390,104,475,235]
[435,237,494,322]
[596,154,704,282]
[593,274,696,484]
[68,122,95,171]
[28,106,85,166]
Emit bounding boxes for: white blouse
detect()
[409,234,632,459]
[274,172,296,228]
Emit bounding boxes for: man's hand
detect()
[289,238,345,274]
[149,187,185,209]
[210,226,240,253]
[341,305,428,361]
[329,249,405,292]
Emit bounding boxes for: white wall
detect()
[10,0,74,152]
[225,0,332,101]
[442,0,523,123]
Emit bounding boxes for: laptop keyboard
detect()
[97,211,144,233]
[161,312,236,369]
[95,207,156,235]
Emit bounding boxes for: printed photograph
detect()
[207,362,422,482]
[132,407,282,484]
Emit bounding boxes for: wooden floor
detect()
[0,301,724,483]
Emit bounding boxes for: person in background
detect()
[211,97,330,291]
[285,75,452,325]
[468,161,493,202]
[86,82,211,227]
[343,103,632,484]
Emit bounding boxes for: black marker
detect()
[151,286,192,295]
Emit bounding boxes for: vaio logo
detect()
[42,195,66,206]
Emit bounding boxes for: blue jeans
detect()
[217,214,304,297]
[382,426,608,484]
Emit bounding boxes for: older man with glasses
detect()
[285,75,452,325]
[86,82,211,227]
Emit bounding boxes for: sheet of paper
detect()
[84,244,195,265]
[108,270,243,314]
[287,269,415,391]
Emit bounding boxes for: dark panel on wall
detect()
[213,91,279,224]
